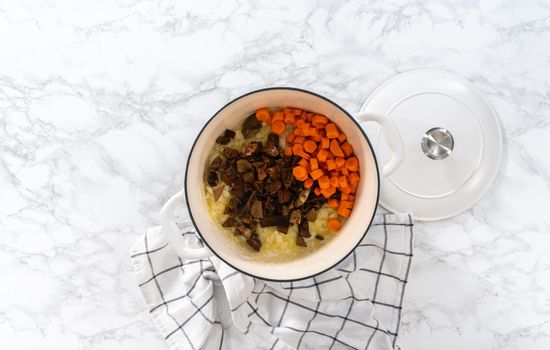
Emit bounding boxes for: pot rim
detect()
[184,86,381,282]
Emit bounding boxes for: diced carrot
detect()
[321,186,336,198]
[341,142,353,157]
[335,157,345,168]
[317,149,329,162]
[302,123,312,136]
[329,170,339,178]
[303,140,317,153]
[329,176,339,187]
[295,119,305,129]
[325,123,339,139]
[338,133,347,142]
[292,144,304,156]
[341,168,349,175]
[306,113,314,121]
[294,136,305,144]
[293,108,302,116]
[286,133,296,143]
[310,158,319,170]
[310,168,324,180]
[309,128,321,140]
[340,193,349,201]
[327,218,341,231]
[298,158,308,168]
[348,195,355,202]
[272,111,284,123]
[256,108,271,124]
[299,152,310,160]
[284,111,296,125]
[318,175,330,189]
[339,176,348,188]
[340,185,352,194]
[321,138,330,149]
[328,199,339,208]
[349,172,360,186]
[330,140,345,157]
[292,166,308,181]
[337,206,351,218]
[304,178,314,188]
[340,200,353,209]
[326,159,336,170]
[272,121,285,135]
[345,157,359,171]
[284,147,293,156]
[312,114,328,126]
[314,187,321,196]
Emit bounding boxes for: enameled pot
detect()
[160,87,404,281]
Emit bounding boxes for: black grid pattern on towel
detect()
[131,213,414,350]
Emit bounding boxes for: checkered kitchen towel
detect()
[131,213,413,350]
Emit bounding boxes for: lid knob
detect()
[421,127,454,160]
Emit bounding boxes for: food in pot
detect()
[204,108,360,261]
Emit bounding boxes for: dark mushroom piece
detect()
[296,235,307,247]
[250,200,263,219]
[242,142,262,157]
[289,210,302,225]
[215,129,236,145]
[239,191,257,216]
[236,225,253,239]
[246,232,262,251]
[213,185,225,201]
[305,208,317,222]
[242,115,262,139]
[222,217,239,227]
[260,215,289,227]
[294,188,311,207]
[315,235,324,240]
[253,181,264,192]
[256,164,267,181]
[277,189,293,204]
[298,220,311,238]
[243,171,256,184]
[236,159,253,173]
[222,147,240,159]
[276,226,289,234]
[210,156,223,171]
[265,179,282,195]
[266,166,280,179]
[207,171,218,187]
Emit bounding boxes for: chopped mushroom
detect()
[236,159,253,173]
[289,210,302,225]
[250,200,263,219]
[242,115,262,138]
[207,171,218,187]
[222,217,239,227]
[246,232,262,251]
[299,220,311,238]
[296,235,307,247]
[260,215,290,227]
[294,188,311,207]
[213,185,225,201]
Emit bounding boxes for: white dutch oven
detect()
[160,88,404,281]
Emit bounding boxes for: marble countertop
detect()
[1,1,549,349]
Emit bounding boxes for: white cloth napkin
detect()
[131,213,413,350]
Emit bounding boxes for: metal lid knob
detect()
[421,127,454,160]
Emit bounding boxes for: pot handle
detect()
[160,191,214,260]
[355,111,405,177]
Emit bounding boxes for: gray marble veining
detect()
[1,0,549,349]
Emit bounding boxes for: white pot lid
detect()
[360,69,502,221]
